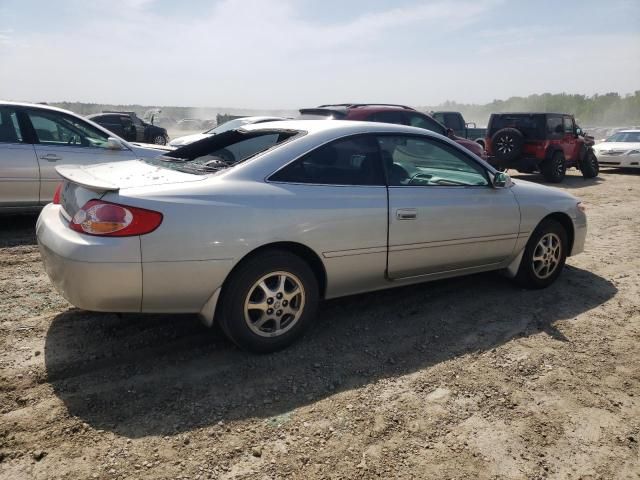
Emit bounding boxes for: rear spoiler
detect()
[56,165,119,192]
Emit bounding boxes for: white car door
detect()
[0,106,40,208]
[24,108,138,204]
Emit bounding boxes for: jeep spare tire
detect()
[491,128,524,163]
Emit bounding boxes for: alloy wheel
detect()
[532,233,562,279]
[243,271,306,337]
[496,135,514,154]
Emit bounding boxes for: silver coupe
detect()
[37,120,587,352]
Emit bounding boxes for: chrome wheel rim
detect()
[154,136,166,145]
[244,271,305,337]
[496,135,514,154]
[532,233,562,279]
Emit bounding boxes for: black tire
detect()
[491,128,524,163]
[580,150,599,178]
[514,218,568,289]
[541,151,566,183]
[152,134,167,145]
[218,250,319,353]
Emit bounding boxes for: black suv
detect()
[88,111,169,145]
[485,112,598,183]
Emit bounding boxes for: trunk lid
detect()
[56,159,204,218]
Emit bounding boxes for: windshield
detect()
[605,132,640,142]
[145,129,301,174]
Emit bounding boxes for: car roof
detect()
[615,129,640,133]
[240,118,442,137]
[0,100,87,116]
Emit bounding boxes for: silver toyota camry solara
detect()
[37,120,587,352]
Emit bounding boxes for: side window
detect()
[26,110,111,148]
[368,111,406,125]
[405,113,446,135]
[546,116,563,138]
[270,135,384,186]
[443,113,465,131]
[0,107,24,143]
[563,117,574,134]
[378,135,488,187]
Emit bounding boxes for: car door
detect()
[268,134,389,298]
[131,116,146,142]
[380,134,520,279]
[562,116,579,161]
[23,108,138,204]
[0,106,40,208]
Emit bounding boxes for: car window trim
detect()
[376,132,493,188]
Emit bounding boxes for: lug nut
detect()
[267,308,273,315]
[276,293,283,299]
[276,310,283,316]
[282,300,288,307]
[267,298,274,305]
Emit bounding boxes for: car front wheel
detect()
[580,150,599,178]
[152,134,168,145]
[514,219,568,289]
[219,250,319,353]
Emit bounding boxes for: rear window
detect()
[147,129,301,174]
[488,114,545,139]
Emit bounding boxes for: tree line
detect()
[422,91,640,127]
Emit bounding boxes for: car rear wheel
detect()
[541,151,566,183]
[580,150,599,178]
[491,128,524,163]
[218,250,319,353]
[513,218,568,289]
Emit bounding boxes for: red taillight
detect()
[69,200,163,237]
[52,183,63,205]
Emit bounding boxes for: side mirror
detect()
[107,137,125,150]
[446,127,455,138]
[493,171,510,188]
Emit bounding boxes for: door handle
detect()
[396,208,417,220]
[40,154,62,162]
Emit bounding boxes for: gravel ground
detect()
[0,169,638,480]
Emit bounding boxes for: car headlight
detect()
[627,150,640,155]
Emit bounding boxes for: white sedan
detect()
[593,130,640,169]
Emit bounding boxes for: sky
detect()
[0,0,638,109]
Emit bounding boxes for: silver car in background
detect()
[0,101,167,212]
[37,120,587,352]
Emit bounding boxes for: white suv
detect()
[0,102,167,212]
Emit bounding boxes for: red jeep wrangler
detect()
[485,112,599,183]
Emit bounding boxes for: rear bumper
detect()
[36,204,143,312]
[36,204,233,316]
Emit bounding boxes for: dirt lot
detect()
[0,170,638,480]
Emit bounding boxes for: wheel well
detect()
[542,212,575,254]
[225,242,327,298]
[475,138,486,148]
